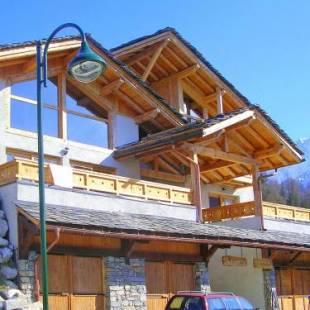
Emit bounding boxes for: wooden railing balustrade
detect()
[0,160,193,205]
[202,200,310,223]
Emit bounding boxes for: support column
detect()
[195,262,211,293]
[263,269,280,310]
[0,80,10,163]
[252,165,263,217]
[105,257,147,310]
[18,251,36,303]
[190,152,202,222]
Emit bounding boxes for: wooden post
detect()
[190,151,203,222]
[57,72,67,140]
[203,108,209,120]
[216,87,223,115]
[252,165,263,217]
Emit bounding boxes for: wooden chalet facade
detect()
[0,28,308,310]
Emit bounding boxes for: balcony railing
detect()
[202,200,310,223]
[0,160,193,205]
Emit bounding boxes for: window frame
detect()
[8,73,111,149]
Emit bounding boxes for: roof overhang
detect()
[17,201,310,252]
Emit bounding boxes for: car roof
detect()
[175,291,241,298]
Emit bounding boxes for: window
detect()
[10,79,58,137]
[207,298,225,310]
[183,92,202,122]
[9,76,110,148]
[168,296,184,309]
[183,297,204,310]
[66,84,108,148]
[209,193,238,208]
[237,297,254,310]
[221,297,241,310]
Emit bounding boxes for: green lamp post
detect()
[36,23,106,310]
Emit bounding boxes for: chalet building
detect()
[0,27,309,310]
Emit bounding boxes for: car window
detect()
[207,297,226,310]
[237,297,254,310]
[221,297,241,310]
[168,296,185,309]
[183,297,204,310]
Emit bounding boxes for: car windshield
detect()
[237,297,254,310]
[221,297,241,310]
[183,297,204,310]
[207,297,226,310]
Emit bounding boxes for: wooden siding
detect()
[145,261,195,310]
[276,268,310,310]
[40,255,105,310]
[0,159,193,205]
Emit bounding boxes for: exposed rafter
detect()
[140,168,185,183]
[101,79,124,96]
[134,108,160,124]
[142,39,169,81]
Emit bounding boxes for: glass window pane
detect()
[66,93,93,116]
[222,297,240,310]
[10,99,58,137]
[168,296,184,309]
[207,298,226,310]
[11,79,57,106]
[11,99,37,132]
[237,297,254,310]
[209,196,221,208]
[183,297,204,310]
[67,114,108,148]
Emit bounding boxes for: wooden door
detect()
[41,255,105,310]
[145,261,195,310]
[276,268,310,310]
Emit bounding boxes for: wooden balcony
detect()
[202,201,310,223]
[0,160,193,205]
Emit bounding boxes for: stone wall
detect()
[263,269,280,310]
[17,251,36,303]
[195,262,211,293]
[105,257,147,310]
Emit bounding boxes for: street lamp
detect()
[36,23,106,310]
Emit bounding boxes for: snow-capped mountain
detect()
[273,138,310,186]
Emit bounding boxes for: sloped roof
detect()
[111,28,303,156]
[17,200,310,251]
[0,35,186,125]
[114,106,303,160]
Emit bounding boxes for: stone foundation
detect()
[195,262,211,293]
[264,269,280,310]
[17,251,36,303]
[105,257,147,310]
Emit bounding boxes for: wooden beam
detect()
[101,79,124,96]
[185,144,256,165]
[63,49,78,65]
[200,160,233,173]
[141,168,185,183]
[140,168,185,183]
[252,165,263,217]
[254,144,284,160]
[152,64,200,86]
[134,108,160,124]
[288,251,302,266]
[22,59,36,74]
[142,40,168,80]
[157,156,181,175]
[57,72,67,139]
[216,87,224,114]
[67,76,113,111]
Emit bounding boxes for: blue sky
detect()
[1,0,309,141]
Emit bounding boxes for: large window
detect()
[9,75,109,148]
[10,79,58,136]
[209,193,238,208]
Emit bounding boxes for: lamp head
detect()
[68,39,106,83]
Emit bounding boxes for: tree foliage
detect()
[262,178,310,208]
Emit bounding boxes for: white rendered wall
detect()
[208,247,265,310]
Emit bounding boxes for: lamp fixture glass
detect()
[68,40,106,83]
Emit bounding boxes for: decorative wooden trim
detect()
[222,255,247,267]
[253,258,273,269]
[1,159,193,205]
[57,72,67,139]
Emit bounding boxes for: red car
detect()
[165,291,257,310]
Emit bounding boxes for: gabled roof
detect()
[111,27,254,107]
[17,200,310,251]
[0,35,186,127]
